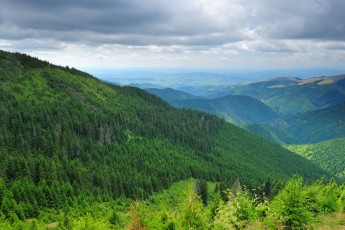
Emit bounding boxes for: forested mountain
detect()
[245,102,345,144]
[281,102,345,143]
[0,50,334,228]
[146,88,280,125]
[287,137,345,178]
[146,87,203,101]
[244,124,297,144]
[205,75,345,115]
[172,95,281,125]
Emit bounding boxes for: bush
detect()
[265,177,314,229]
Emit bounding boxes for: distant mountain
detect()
[92,70,267,96]
[205,75,345,116]
[247,102,345,144]
[281,102,345,143]
[147,87,281,125]
[244,124,297,145]
[146,88,203,101]
[128,83,165,89]
[287,137,345,178]
[174,95,282,125]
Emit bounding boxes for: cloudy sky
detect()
[1,0,345,70]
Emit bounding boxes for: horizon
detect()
[1,0,345,71]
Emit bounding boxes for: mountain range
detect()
[147,75,345,144]
[146,88,281,125]
[0,49,327,208]
[205,75,345,116]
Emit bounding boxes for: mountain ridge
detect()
[146,87,281,125]
[205,75,345,115]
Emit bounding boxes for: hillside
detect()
[245,103,345,144]
[287,137,345,178]
[146,87,280,125]
[0,50,331,223]
[174,95,281,125]
[205,76,345,115]
[282,102,345,143]
[244,124,297,144]
[146,87,203,101]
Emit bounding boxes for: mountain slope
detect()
[282,102,345,143]
[146,88,203,101]
[287,137,345,178]
[245,103,345,144]
[244,124,297,144]
[0,50,331,220]
[206,76,345,115]
[146,87,280,125]
[174,95,281,125]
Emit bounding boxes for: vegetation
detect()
[287,137,345,178]
[244,102,345,144]
[0,50,338,228]
[173,95,280,125]
[1,178,345,229]
[205,76,345,116]
[244,124,297,144]
[147,87,280,125]
[149,82,345,144]
[146,88,203,101]
[283,103,345,143]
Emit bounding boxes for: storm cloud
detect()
[1,0,345,68]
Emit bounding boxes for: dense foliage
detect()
[147,88,280,125]
[1,178,345,229]
[282,103,345,143]
[287,137,345,178]
[244,124,297,144]
[244,102,345,144]
[0,50,331,226]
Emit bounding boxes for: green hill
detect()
[146,87,280,125]
[244,124,297,144]
[174,95,281,125]
[245,103,345,144]
[146,87,203,101]
[287,137,345,178]
[282,102,345,143]
[205,76,345,115]
[0,50,331,222]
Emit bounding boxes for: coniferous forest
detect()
[1,50,345,229]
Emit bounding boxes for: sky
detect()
[1,0,345,70]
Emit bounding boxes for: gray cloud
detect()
[0,0,252,46]
[2,0,344,47]
[1,0,345,69]
[252,0,345,40]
